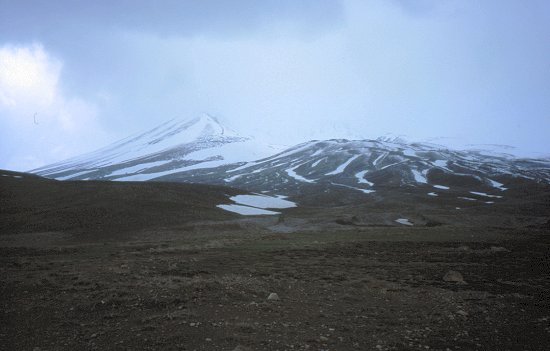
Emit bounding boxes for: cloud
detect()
[1,0,549,166]
[0,0,344,40]
[0,43,110,171]
[0,43,58,111]
[0,0,347,139]
[389,0,441,16]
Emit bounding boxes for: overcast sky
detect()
[1,0,549,171]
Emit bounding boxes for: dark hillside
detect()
[0,170,240,235]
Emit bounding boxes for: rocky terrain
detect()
[1,170,549,350]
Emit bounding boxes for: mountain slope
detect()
[158,137,550,199]
[31,114,283,181]
[30,116,550,212]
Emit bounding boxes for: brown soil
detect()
[1,226,549,351]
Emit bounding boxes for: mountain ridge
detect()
[31,116,550,203]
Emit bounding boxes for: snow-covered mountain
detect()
[31,114,284,181]
[31,115,550,208]
[152,136,549,205]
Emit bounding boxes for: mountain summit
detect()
[31,114,282,181]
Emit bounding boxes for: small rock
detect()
[457,245,470,251]
[90,333,97,338]
[205,338,212,342]
[490,246,509,252]
[319,336,329,342]
[267,292,280,301]
[457,310,469,317]
[443,270,466,284]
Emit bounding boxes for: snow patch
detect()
[217,193,296,216]
[229,194,296,209]
[108,161,168,177]
[57,170,97,180]
[380,159,409,170]
[331,182,375,194]
[116,156,251,181]
[251,168,267,174]
[217,204,280,216]
[2,174,22,179]
[395,218,413,226]
[458,197,477,201]
[227,160,260,173]
[433,185,450,190]
[428,192,438,197]
[469,191,503,199]
[269,143,314,162]
[402,149,416,157]
[488,179,508,191]
[412,170,427,184]
[372,153,386,166]
[285,164,316,183]
[115,170,179,181]
[355,170,374,186]
[310,148,324,157]
[224,174,244,183]
[325,154,360,175]
[311,158,325,168]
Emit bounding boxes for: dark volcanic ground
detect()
[1,228,549,351]
[1,170,549,350]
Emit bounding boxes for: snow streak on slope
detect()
[326,154,360,175]
[488,179,508,191]
[311,158,325,168]
[469,191,503,199]
[286,164,316,183]
[108,161,168,177]
[355,170,374,186]
[411,170,427,184]
[331,182,375,194]
[372,153,386,166]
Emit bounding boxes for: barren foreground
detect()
[1,225,549,351]
[1,172,549,350]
